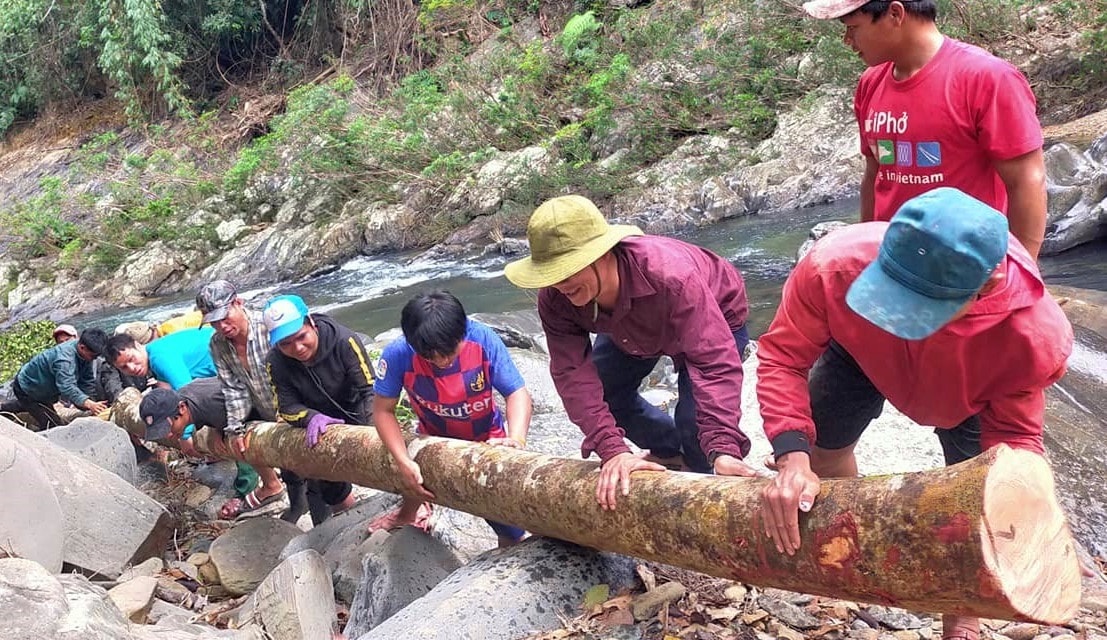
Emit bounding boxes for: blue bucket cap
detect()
[846,187,1009,340]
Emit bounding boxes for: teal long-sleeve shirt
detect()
[146,326,217,390]
[15,340,97,407]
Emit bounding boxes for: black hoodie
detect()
[266,314,375,427]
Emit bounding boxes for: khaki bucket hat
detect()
[504,195,642,289]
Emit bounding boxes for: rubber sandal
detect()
[221,488,287,519]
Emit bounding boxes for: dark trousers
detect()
[6,379,63,431]
[809,340,982,465]
[281,469,353,526]
[592,326,750,473]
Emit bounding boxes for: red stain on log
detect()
[815,511,861,574]
[934,512,973,544]
[883,545,902,572]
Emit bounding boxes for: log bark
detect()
[185,421,1082,624]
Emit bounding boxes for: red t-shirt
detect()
[855,37,1043,220]
[756,222,1072,456]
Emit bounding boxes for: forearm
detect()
[1006,181,1046,260]
[503,389,532,445]
[374,409,413,464]
[859,157,877,222]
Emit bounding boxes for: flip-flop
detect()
[221,488,287,519]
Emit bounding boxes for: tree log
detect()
[183,421,1082,624]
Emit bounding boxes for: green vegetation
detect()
[0,320,54,382]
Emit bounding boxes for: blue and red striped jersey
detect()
[375,319,526,441]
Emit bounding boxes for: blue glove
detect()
[306,413,343,448]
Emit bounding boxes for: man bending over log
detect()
[756,187,1072,640]
[368,289,532,546]
[264,293,373,525]
[505,195,757,510]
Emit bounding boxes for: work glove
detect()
[306,413,344,448]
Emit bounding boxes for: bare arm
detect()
[372,395,411,463]
[503,388,532,446]
[860,155,879,223]
[995,149,1047,260]
[372,395,434,500]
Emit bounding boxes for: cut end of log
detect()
[980,445,1082,624]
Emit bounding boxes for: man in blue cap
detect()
[264,293,374,524]
[756,187,1072,640]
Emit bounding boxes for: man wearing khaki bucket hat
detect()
[505,195,758,510]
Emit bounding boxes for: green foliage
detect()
[0,177,80,258]
[223,76,362,196]
[0,320,55,382]
[559,12,603,67]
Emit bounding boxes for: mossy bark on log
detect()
[186,421,1081,624]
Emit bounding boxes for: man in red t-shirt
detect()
[756,187,1071,640]
[803,0,1047,259]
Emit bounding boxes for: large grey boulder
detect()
[1042,141,1107,255]
[55,574,135,640]
[0,417,174,579]
[233,550,338,640]
[0,558,70,640]
[344,527,464,635]
[0,563,136,640]
[209,517,304,596]
[279,491,399,562]
[352,537,637,640]
[0,435,65,572]
[42,417,137,484]
[443,146,554,218]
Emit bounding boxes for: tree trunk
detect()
[186,422,1081,624]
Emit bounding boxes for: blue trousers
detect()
[591,326,749,473]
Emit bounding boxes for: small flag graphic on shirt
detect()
[877,140,896,165]
[896,141,913,167]
[916,142,942,167]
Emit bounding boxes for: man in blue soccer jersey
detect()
[368,290,533,547]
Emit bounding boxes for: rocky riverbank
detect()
[3,93,1107,325]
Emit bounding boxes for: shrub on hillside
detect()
[0,320,54,382]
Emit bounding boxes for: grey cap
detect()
[196,280,237,323]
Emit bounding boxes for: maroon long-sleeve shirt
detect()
[538,235,751,462]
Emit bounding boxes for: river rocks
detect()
[107,575,158,623]
[796,220,850,263]
[0,416,174,579]
[41,417,137,484]
[344,527,465,635]
[0,436,65,572]
[1042,138,1107,255]
[216,218,250,246]
[352,537,637,640]
[278,490,399,562]
[471,309,547,353]
[444,146,554,218]
[117,240,199,298]
[208,517,304,596]
[0,558,70,639]
[714,87,861,214]
[757,594,822,630]
[234,550,338,640]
